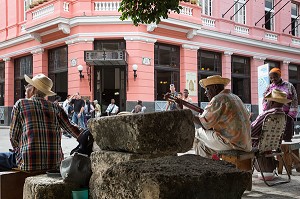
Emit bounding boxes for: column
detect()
[31,48,48,76]
[4,57,14,106]
[281,60,290,82]
[222,51,233,89]
[66,38,94,98]
[124,36,156,102]
[251,56,266,105]
[180,44,199,103]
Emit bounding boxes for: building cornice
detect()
[182,44,199,50]
[65,37,94,45]
[124,36,157,43]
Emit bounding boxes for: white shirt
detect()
[62,99,69,114]
[106,104,119,115]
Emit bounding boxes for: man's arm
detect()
[9,104,22,152]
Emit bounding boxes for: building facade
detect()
[0,0,300,125]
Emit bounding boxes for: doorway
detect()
[94,66,126,113]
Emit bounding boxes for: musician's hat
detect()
[199,75,230,89]
[265,89,291,104]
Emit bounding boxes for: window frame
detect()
[202,0,212,16]
[265,0,275,31]
[291,3,299,37]
[234,0,246,24]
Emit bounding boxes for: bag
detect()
[60,152,92,186]
[71,129,94,156]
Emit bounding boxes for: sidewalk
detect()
[1,127,300,198]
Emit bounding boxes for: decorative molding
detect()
[29,33,42,43]
[182,44,199,50]
[124,36,157,43]
[3,57,11,62]
[253,56,266,61]
[31,48,44,54]
[65,37,94,45]
[186,29,198,39]
[283,60,291,64]
[147,23,157,32]
[58,23,70,34]
[224,51,233,56]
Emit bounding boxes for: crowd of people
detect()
[0,68,298,184]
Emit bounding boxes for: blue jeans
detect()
[0,152,17,171]
[72,112,86,128]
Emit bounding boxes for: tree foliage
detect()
[119,0,182,26]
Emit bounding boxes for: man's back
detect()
[10,96,79,171]
[200,89,251,151]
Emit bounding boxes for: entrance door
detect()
[94,66,126,113]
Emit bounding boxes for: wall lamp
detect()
[77,65,84,79]
[132,64,138,80]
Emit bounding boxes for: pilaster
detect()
[222,51,233,89]
[124,36,156,101]
[66,37,94,98]
[251,56,266,105]
[180,44,199,102]
[4,58,14,106]
[281,60,290,81]
[31,48,48,76]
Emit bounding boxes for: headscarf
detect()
[269,68,281,77]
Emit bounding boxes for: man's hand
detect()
[78,113,81,118]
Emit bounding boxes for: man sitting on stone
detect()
[251,89,291,181]
[0,74,85,172]
[194,75,252,158]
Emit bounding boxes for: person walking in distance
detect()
[70,92,86,128]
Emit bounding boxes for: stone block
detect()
[88,109,195,155]
[97,155,251,199]
[90,150,173,199]
[23,174,80,199]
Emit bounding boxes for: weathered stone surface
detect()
[98,155,251,199]
[88,109,195,154]
[23,174,80,199]
[90,150,174,199]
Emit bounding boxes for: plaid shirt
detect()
[199,89,252,152]
[10,96,81,171]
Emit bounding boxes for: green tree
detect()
[119,0,182,26]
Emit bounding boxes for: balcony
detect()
[84,50,128,66]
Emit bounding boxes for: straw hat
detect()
[265,89,292,104]
[24,74,56,96]
[199,75,230,89]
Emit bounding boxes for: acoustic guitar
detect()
[163,92,204,114]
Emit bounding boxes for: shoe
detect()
[258,170,275,181]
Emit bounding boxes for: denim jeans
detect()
[0,152,17,171]
[72,112,86,128]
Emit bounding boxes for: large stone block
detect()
[90,150,171,199]
[88,109,195,154]
[98,155,251,199]
[23,175,80,199]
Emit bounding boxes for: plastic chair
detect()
[253,112,291,186]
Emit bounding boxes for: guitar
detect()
[163,92,204,114]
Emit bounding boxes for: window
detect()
[231,56,251,103]
[234,0,246,24]
[24,0,32,20]
[14,55,33,102]
[0,62,4,106]
[94,40,125,50]
[289,64,300,105]
[265,0,275,31]
[264,60,280,71]
[291,3,299,37]
[202,0,212,16]
[154,43,180,100]
[197,50,221,103]
[48,46,68,101]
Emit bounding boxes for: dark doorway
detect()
[94,66,126,113]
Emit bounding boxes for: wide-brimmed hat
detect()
[199,75,230,89]
[265,89,291,104]
[24,74,56,96]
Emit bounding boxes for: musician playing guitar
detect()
[166,75,252,159]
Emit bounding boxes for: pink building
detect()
[0,0,300,126]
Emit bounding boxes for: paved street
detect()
[1,126,300,198]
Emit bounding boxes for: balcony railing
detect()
[32,4,55,20]
[94,2,120,11]
[265,32,278,41]
[84,50,128,66]
[202,17,215,27]
[234,25,249,35]
[180,6,193,16]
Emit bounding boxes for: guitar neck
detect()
[180,100,204,114]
